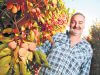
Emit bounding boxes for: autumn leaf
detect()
[27,51,33,61]
[0,64,10,75]
[3,28,13,34]
[0,34,4,40]
[0,37,12,43]
[14,46,19,63]
[20,2,27,13]
[16,0,25,4]
[0,44,7,50]
[29,30,35,41]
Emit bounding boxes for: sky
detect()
[63,0,100,36]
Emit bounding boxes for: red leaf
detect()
[6,2,13,10]
[20,1,27,13]
[13,28,19,33]
[16,0,25,4]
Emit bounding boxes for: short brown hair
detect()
[71,12,85,19]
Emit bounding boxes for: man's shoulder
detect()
[52,32,69,42]
[81,38,93,55]
[83,38,92,48]
[53,32,68,39]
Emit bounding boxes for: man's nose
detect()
[75,23,79,27]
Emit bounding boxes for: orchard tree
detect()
[0,0,72,75]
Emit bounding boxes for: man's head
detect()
[70,12,85,36]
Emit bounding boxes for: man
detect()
[37,12,93,75]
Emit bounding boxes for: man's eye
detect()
[79,21,83,24]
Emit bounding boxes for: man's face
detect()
[70,15,85,36]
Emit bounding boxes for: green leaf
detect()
[34,51,41,65]
[3,28,13,34]
[39,17,45,24]
[0,64,10,75]
[37,50,49,68]
[0,56,11,67]
[14,63,20,75]
[0,0,3,3]
[0,43,7,50]
[0,37,12,43]
[0,47,11,58]
[30,30,35,42]
[27,51,33,61]
[19,61,28,75]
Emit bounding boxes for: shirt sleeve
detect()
[36,40,52,54]
[80,47,93,75]
[36,32,65,54]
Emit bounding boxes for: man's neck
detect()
[70,34,81,40]
[70,34,82,47]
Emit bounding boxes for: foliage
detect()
[89,22,100,50]
[0,0,70,75]
[89,20,100,75]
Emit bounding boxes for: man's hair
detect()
[71,12,85,19]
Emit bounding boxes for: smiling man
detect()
[38,12,93,75]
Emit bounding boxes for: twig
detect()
[16,16,25,24]
[3,10,15,24]
[14,15,20,33]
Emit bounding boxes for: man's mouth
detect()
[73,27,81,30]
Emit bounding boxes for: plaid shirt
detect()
[37,32,93,75]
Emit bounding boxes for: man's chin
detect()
[70,30,82,36]
[73,32,81,36]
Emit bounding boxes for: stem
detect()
[3,10,20,33]
[14,15,20,33]
[3,10,15,24]
[16,16,25,24]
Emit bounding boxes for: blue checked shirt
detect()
[37,32,93,75]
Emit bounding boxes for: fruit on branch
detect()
[18,48,28,57]
[11,5,18,13]
[21,43,29,50]
[8,41,17,50]
[7,2,13,10]
[28,42,36,52]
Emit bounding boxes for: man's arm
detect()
[36,32,64,54]
[80,55,92,75]
[80,46,93,75]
